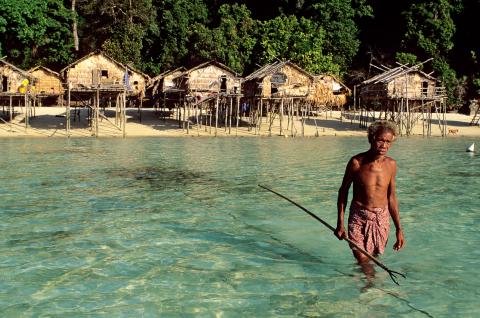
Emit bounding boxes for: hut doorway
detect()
[422,81,428,97]
[220,76,227,92]
[2,76,7,92]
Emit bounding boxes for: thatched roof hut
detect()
[60,50,150,97]
[0,59,36,94]
[173,61,241,98]
[358,63,445,106]
[243,61,313,98]
[147,66,186,97]
[308,74,350,109]
[28,66,64,96]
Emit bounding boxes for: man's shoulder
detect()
[351,152,367,162]
[384,156,397,174]
[384,156,397,165]
[348,153,366,168]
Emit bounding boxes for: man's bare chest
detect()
[356,163,390,186]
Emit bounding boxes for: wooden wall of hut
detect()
[28,67,63,96]
[386,73,436,100]
[178,64,240,96]
[65,54,123,87]
[259,64,311,98]
[0,63,34,94]
[148,68,185,100]
[127,71,148,97]
[162,70,185,92]
[63,53,148,97]
[360,73,437,103]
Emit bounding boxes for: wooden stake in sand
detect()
[259,184,406,285]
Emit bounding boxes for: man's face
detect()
[371,131,394,156]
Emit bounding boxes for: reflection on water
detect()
[0,137,478,317]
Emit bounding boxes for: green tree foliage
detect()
[257,15,340,75]
[142,0,209,74]
[395,52,418,67]
[402,0,462,103]
[2,0,480,106]
[403,0,458,57]
[308,0,372,73]
[189,4,257,74]
[0,0,74,69]
[77,0,156,69]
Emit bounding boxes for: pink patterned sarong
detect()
[348,202,390,255]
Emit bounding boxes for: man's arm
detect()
[387,160,405,251]
[335,158,355,239]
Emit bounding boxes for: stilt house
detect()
[357,62,445,109]
[308,74,350,109]
[0,59,36,95]
[242,61,313,99]
[356,60,448,137]
[173,61,241,99]
[147,66,186,98]
[60,51,150,98]
[28,66,64,105]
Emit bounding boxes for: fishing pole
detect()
[259,184,406,285]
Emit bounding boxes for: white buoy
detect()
[466,143,475,152]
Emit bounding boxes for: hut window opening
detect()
[220,76,227,92]
[101,70,109,78]
[133,81,138,85]
[270,72,286,96]
[2,76,7,92]
[422,81,428,97]
[271,72,287,85]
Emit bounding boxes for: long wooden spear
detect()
[259,184,406,285]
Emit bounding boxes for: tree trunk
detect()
[72,0,79,51]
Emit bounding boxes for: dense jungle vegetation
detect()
[0,0,478,109]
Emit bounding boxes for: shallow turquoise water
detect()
[0,136,479,317]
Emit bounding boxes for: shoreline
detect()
[0,107,478,138]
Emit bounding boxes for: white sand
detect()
[0,106,478,138]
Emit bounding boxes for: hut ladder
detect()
[470,102,480,126]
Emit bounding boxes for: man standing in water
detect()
[335,120,405,276]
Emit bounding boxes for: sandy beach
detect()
[0,106,478,138]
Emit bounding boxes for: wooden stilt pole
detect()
[421,100,425,136]
[114,96,119,127]
[301,102,305,137]
[209,101,212,134]
[259,98,263,133]
[182,100,186,131]
[236,96,240,136]
[195,105,200,136]
[95,87,100,137]
[66,82,71,137]
[280,98,284,136]
[290,99,295,137]
[215,95,219,136]
[24,94,27,128]
[186,101,190,134]
[123,90,127,138]
[9,95,13,122]
[229,97,232,135]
